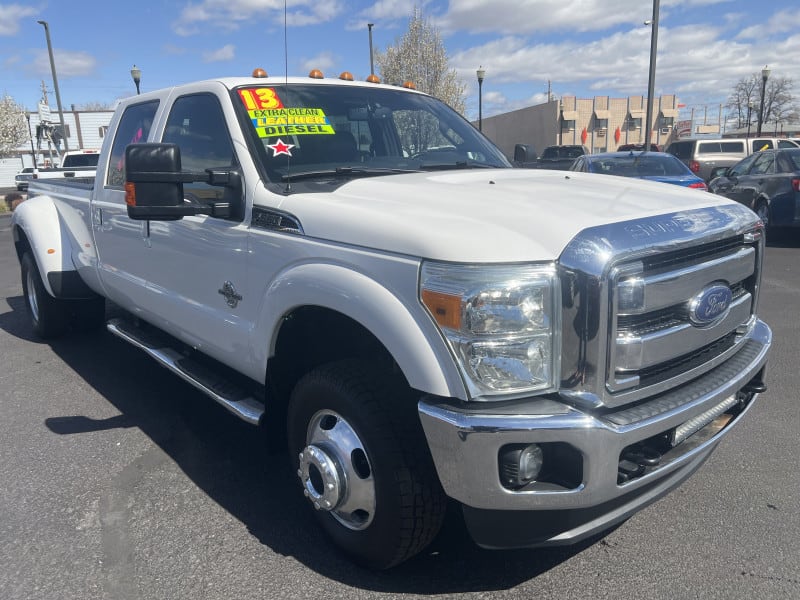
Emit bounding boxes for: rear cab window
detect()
[106,101,159,187]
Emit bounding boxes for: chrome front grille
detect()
[558,205,765,410]
[608,245,756,393]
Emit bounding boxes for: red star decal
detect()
[268,138,294,157]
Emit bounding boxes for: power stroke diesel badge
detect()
[688,283,732,326]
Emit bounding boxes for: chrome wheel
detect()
[25,267,40,323]
[297,409,375,530]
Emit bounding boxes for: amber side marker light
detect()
[421,289,461,330]
[125,182,137,206]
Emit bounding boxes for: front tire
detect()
[20,252,105,338]
[287,360,446,569]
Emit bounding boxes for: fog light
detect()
[499,443,544,490]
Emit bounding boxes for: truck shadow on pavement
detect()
[2,295,600,593]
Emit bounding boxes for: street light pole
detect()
[643,0,660,154]
[756,65,770,137]
[367,24,375,76]
[37,20,69,152]
[477,67,485,132]
[25,114,37,168]
[131,64,141,94]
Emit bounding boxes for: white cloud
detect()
[0,4,37,36]
[173,0,342,35]
[300,51,337,74]
[440,0,651,35]
[203,44,236,62]
[737,9,800,40]
[33,49,96,77]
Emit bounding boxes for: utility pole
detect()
[644,0,660,153]
[37,20,69,152]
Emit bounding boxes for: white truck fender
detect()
[11,195,80,298]
[254,262,467,400]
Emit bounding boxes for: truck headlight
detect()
[420,262,560,399]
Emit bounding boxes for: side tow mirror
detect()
[125,143,235,221]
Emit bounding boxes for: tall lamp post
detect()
[643,0,660,155]
[37,20,69,152]
[477,67,485,132]
[131,65,141,94]
[746,101,753,139]
[756,65,770,136]
[25,114,37,168]
[367,24,375,76]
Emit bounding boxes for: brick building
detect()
[480,94,681,159]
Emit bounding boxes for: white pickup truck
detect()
[31,149,100,183]
[12,71,771,569]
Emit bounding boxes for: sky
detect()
[1,0,799,124]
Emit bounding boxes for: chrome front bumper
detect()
[418,319,771,547]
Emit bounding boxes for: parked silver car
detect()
[666,137,799,182]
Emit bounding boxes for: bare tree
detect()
[726,72,798,130]
[375,8,466,115]
[78,101,115,111]
[0,94,29,156]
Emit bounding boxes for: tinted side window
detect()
[162,94,237,202]
[750,152,774,175]
[719,141,745,153]
[666,141,692,159]
[106,100,159,187]
[752,139,774,151]
[729,154,758,176]
[778,140,798,149]
[697,142,721,155]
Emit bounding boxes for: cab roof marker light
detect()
[309,69,324,79]
[339,71,354,81]
[366,74,381,84]
[252,68,268,78]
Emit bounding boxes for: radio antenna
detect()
[282,0,291,192]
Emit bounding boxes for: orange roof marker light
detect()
[309,69,324,79]
[402,81,416,90]
[366,74,380,84]
[252,68,268,78]
[339,71,354,81]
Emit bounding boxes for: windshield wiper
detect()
[418,161,501,171]
[281,166,418,182]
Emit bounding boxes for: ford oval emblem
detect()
[689,284,733,326]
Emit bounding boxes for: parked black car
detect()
[708,148,800,230]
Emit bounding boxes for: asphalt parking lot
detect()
[1,212,798,599]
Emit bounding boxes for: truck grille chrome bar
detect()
[558,205,765,410]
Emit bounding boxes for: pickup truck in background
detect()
[513,143,588,170]
[13,70,772,569]
[31,149,100,183]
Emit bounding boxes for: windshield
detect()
[590,154,692,177]
[234,83,510,187]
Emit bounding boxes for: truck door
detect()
[95,92,252,370]
[142,92,252,366]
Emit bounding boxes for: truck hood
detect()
[271,169,733,263]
